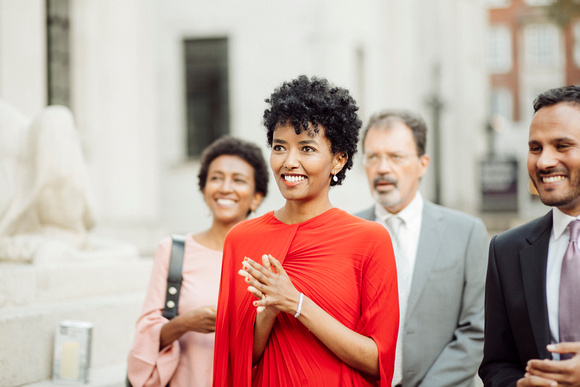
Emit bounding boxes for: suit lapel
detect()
[520,211,552,359]
[405,201,443,321]
[357,206,375,221]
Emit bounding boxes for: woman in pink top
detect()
[127,136,269,387]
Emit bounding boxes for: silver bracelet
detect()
[294,293,304,318]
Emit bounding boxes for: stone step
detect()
[0,256,153,308]
[23,363,127,387]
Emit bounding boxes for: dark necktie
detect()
[559,219,580,359]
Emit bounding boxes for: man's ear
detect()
[418,154,430,178]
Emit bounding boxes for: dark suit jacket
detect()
[356,200,488,387]
[479,211,553,387]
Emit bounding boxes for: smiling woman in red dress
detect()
[213,75,399,387]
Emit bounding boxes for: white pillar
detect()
[71,0,161,249]
[0,0,46,116]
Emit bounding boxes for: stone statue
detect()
[0,101,99,263]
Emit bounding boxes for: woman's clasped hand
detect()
[238,254,300,315]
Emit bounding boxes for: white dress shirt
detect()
[375,192,423,295]
[375,193,423,385]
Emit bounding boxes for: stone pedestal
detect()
[0,90,158,387]
[0,248,153,387]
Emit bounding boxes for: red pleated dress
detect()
[213,208,399,386]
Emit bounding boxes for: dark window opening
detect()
[46,0,71,108]
[184,37,230,158]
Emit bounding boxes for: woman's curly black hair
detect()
[198,135,269,200]
[263,75,361,186]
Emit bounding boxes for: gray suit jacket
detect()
[355,200,488,387]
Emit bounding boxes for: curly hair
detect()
[533,85,580,113]
[262,75,361,186]
[362,109,428,156]
[198,135,269,200]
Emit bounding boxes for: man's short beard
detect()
[539,193,580,208]
[373,190,400,209]
[532,173,580,209]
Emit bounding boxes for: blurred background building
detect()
[1,0,490,251]
[484,0,580,220]
[0,0,575,385]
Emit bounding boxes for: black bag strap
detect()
[162,234,186,320]
[127,236,185,387]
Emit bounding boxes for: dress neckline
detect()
[188,233,223,253]
[267,207,342,227]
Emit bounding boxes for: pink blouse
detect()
[127,235,222,387]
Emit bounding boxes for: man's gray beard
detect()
[373,190,399,209]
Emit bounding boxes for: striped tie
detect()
[559,219,580,360]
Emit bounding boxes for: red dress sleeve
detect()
[355,221,399,386]
[213,214,297,386]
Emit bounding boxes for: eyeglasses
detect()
[363,152,417,166]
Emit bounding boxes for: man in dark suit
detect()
[355,110,489,387]
[479,85,580,387]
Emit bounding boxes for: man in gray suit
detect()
[355,110,488,387]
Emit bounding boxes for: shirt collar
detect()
[375,192,424,225]
[552,207,580,240]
